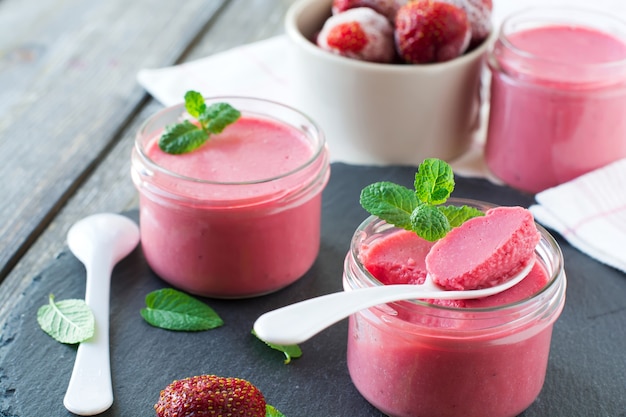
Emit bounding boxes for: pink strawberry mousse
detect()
[426,206,540,291]
[134,109,329,298]
[349,206,563,417]
[486,23,626,193]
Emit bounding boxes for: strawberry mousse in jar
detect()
[132,96,330,298]
[485,7,626,194]
[343,199,566,417]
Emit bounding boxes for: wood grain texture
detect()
[0,0,228,280]
[0,0,295,329]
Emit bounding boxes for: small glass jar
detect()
[343,200,566,417]
[132,97,330,298]
[485,8,626,193]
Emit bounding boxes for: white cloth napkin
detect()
[138,37,293,109]
[529,159,626,273]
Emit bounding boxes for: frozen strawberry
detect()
[332,0,408,21]
[440,0,492,46]
[317,7,396,63]
[155,375,266,417]
[395,0,471,63]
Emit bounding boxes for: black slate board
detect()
[0,163,624,417]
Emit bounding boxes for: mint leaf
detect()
[439,205,484,227]
[266,405,286,417]
[158,120,209,154]
[410,204,451,241]
[141,288,224,331]
[200,102,242,135]
[360,158,483,241]
[37,294,95,344]
[252,329,302,364]
[414,158,454,205]
[159,91,241,154]
[184,90,206,119]
[359,181,418,230]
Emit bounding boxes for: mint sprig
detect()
[158,90,241,154]
[360,158,484,241]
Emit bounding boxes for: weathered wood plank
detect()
[0,0,229,280]
[0,0,295,327]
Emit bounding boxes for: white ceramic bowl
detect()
[285,0,496,165]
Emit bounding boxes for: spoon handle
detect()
[253,262,533,346]
[254,284,435,346]
[63,259,113,416]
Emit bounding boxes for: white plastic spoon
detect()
[63,213,140,416]
[253,262,534,346]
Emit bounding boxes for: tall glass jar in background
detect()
[343,200,566,417]
[485,8,626,194]
[132,97,330,298]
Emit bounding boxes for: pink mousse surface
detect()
[426,206,540,291]
[359,207,545,308]
[139,116,322,298]
[147,117,312,182]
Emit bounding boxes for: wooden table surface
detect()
[2,1,625,416]
[0,0,293,327]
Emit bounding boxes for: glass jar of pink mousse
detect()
[485,8,626,193]
[343,200,566,417]
[131,97,330,298]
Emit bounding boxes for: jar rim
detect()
[134,96,328,186]
[347,199,565,314]
[492,7,626,87]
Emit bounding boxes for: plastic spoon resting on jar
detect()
[253,261,534,346]
[63,213,140,416]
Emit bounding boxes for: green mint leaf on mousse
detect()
[359,181,418,230]
[37,294,95,344]
[252,329,302,364]
[158,90,241,154]
[414,157,455,205]
[360,158,484,242]
[141,288,224,331]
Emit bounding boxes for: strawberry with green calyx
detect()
[155,375,286,417]
[359,158,484,241]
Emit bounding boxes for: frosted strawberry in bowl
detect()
[343,159,567,417]
[285,0,496,166]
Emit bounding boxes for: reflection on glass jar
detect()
[132,97,330,298]
[343,200,566,417]
[485,8,626,193]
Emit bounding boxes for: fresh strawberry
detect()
[155,375,266,417]
[317,7,396,63]
[439,0,492,46]
[395,0,471,63]
[332,0,408,21]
